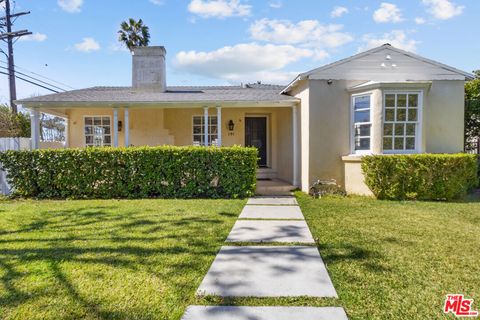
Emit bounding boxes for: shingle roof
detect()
[18,84,298,106]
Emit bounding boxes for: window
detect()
[192,116,218,146]
[84,116,111,147]
[383,92,421,152]
[352,94,372,153]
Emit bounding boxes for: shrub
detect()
[0,146,258,199]
[361,154,478,201]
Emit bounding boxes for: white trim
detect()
[30,108,40,150]
[292,105,299,186]
[203,107,209,146]
[124,107,129,147]
[350,92,374,155]
[113,108,119,147]
[382,90,423,154]
[216,106,222,147]
[83,115,113,147]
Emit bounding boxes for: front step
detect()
[256,179,296,196]
[256,168,277,180]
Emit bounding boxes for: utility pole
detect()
[0,0,31,113]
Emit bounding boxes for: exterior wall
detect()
[66,106,294,184]
[342,156,374,196]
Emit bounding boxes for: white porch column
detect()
[30,108,40,150]
[216,106,222,147]
[124,107,129,147]
[203,106,209,146]
[113,107,119,147]
[292,105,299,187]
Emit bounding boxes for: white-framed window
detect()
[192,115,218,146]
[383,91,422,153]
[84,116,111,147]
[351,93,372,154]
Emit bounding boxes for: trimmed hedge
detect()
[0,146,258,199]
[361,154,478,201]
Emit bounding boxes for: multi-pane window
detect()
[383,93,420,152]
[193,116,218,146]
[84,116,111,147]
[352,94,372,153]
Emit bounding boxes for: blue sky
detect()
[1,0,479,103]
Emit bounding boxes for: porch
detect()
[29,104,300,187]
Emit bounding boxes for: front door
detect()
[245,117,267,167]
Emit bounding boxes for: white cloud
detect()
[74,37,101,52]
[268,1,282,9]
[57,0,83,13]
[422,0,464,20]
[360,30,419,52]
[415,17,426,24]
[149,0,165,5]
[331,6,349,18]
[249,18,353,49]
[187,0,251,19]
[18,32,48,42]
[174,43,312,82]
[373,2,403,23]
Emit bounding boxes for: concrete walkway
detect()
[181,196,347,320]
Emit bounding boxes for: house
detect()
[17,44,474,195]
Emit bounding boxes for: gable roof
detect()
[17,84,298,108]
[282,44,474,93]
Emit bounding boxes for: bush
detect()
[361,154,478,201]
[0,146,258,199]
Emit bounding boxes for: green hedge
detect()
[361,154,478,201]
[0,146,258,199]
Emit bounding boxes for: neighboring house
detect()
[17,44,473,195]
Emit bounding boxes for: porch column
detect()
[124,107,129,147]
[216,106,222,147]
[113,107,119,147]
[30,108,40,150]
[203,106,209,146]
[292,105,299,186]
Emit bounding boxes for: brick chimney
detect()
[132,46,166,91]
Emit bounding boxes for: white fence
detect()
[0,138,31,195]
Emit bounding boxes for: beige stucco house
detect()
[17,44,473,195]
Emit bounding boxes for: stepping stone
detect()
[197,246,337,297]
[181,306,349,320]
[240,205,304,219]
[226,220,314,243]
[247,196,298,206]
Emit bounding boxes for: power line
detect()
[0,60,76,90]
[0,65,68,92]
[0,70,59,93]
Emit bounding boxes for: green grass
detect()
[297,193,480,320]
[0,199,244,320]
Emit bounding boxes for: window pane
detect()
[406,123,416,136]
[355,124,371,137]
[394,123,405,136]
[94,117,102,125]
[384,123,393,136]
[385,109,395,121]
[355,137,370,150]
[103,126,110,134]
[85,117,93,125]
[394,137,404,150]
[383,137,393,150]
[354,95,370,110]
[193,126,202,134]
[385,94,396,108]
[85,126,93,135]
[193,117,202,125]
[406,137,415,150]
[408,94,418,108]
[102,117,110,125]
[408,109,418,121]
[85,136,93,145]
[355,110,370,123]
[209,116,217,125]
[104,136,111,144]
[396,108,406,121]
[397,94,407,107]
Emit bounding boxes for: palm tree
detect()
[118,18,150,51]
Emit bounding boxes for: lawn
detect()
[297,193,480,320]
[0,199,244,320]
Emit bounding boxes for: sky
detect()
[0,0,479,104]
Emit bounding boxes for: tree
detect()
[0,104,30,137]
[118,18,150,51]
[465,70,480,152]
